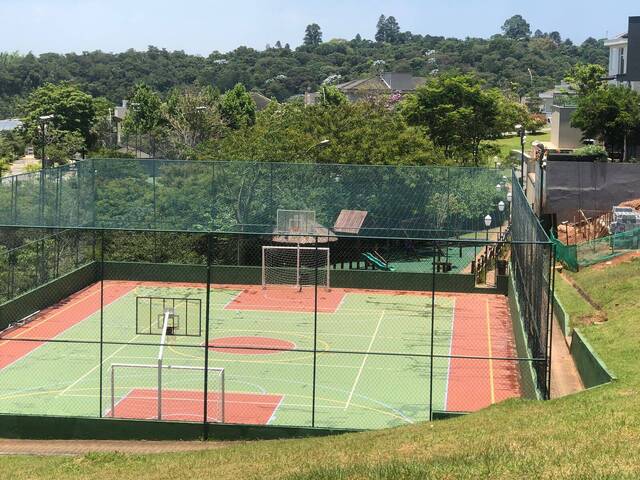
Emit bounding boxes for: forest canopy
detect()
[0,14,607,117]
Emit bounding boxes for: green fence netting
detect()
[0,159,512,238]
[551,227,640,272]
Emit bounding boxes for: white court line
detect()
[267,395,286,425]
[57,335,141,397]
[344,310,385,410]
[442,297,456,411]
[221,290,244,310]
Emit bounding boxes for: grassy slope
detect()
[3,258,640,479]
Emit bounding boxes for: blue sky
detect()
[2,0,638,55]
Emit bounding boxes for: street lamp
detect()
[303,139,331,161]
[538,157,547,217]
[38,114,55,169]
[484,214,492,241]
[515,124,526,190]
[498,201,505,238]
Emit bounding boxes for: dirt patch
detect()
[573,312,608,327]
[589,251,640,271]
[0,439,228,456]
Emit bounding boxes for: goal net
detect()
[262,246,330,290]
[109,363,225,423]
[109,310,225,423]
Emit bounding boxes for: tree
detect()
[385,16,401,43]
[501,15,531,39]
[549,31,562,45]
[275,41,282,49]
[163,86,225,157]
[402,75,503,164]
[122,83,164,136]
[564,63,607,97]
[375,15,387,42]
[317,85,347,106]
[376,15,402,43]
[22,82,96,148]
[303,24,323,46]
[45,129,85,165]
[220,83,256,129]
[572,85,640,161]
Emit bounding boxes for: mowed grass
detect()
[487,131,551,161]
[554,272,598,327]
[2,258,640,479]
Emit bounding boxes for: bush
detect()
[574,145,608,161]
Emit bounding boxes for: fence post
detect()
[429,241,437,421]
[98,229,105,417]
[311,235,319,427]
[203,232,213,439]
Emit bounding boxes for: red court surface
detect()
[208,336,296,355]
[225,287,346,313]
[0,281,135,370]
[445,294,521,412]
[109,390,283,424]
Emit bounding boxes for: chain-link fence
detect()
[551,227,640,272]
[0,162,552,436]
[0,228,551,434]
[0,159,511,237]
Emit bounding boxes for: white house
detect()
[604,17,640,91]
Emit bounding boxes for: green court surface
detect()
[0,282,456,430]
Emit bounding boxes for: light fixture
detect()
[507,192,513,203]
[498,201,505,212]
[484,215,492,228]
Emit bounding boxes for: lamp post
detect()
[507,191,513,225]
[538,157,547,217]
[130,102,141,158]
[498,201,505,239]
[515,124,526,190]
[484,214,492,241]
[38,115,55,169]
[303,139,331,162]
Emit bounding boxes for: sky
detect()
[1,0,638,55]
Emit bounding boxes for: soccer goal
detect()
[109,309,225,422]
[262,245,330,290]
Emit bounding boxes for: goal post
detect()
[109,363,225,423]
[262,245,330,290]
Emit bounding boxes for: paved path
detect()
[0,439,228,456]
[9,156,39,176]
[550,317,584,398]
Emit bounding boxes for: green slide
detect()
[362,252,395,271]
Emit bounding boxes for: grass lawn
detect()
[487,131,551,161]
[554,272,599,328]
[2,258,640,479]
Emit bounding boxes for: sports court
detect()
[0,159,552,435]
[0,280,519,430]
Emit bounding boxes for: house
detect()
[304,72,426,105]
[336,73,426,102]
[249,92,272,111]
[0,119,22,132]
[604,16,640,91]
[538,82,572,120]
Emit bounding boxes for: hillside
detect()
[0,16,607,116]
[0,256,638,479]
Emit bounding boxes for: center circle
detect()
[208,336,296,355]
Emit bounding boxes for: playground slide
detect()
[362,252,395,271]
